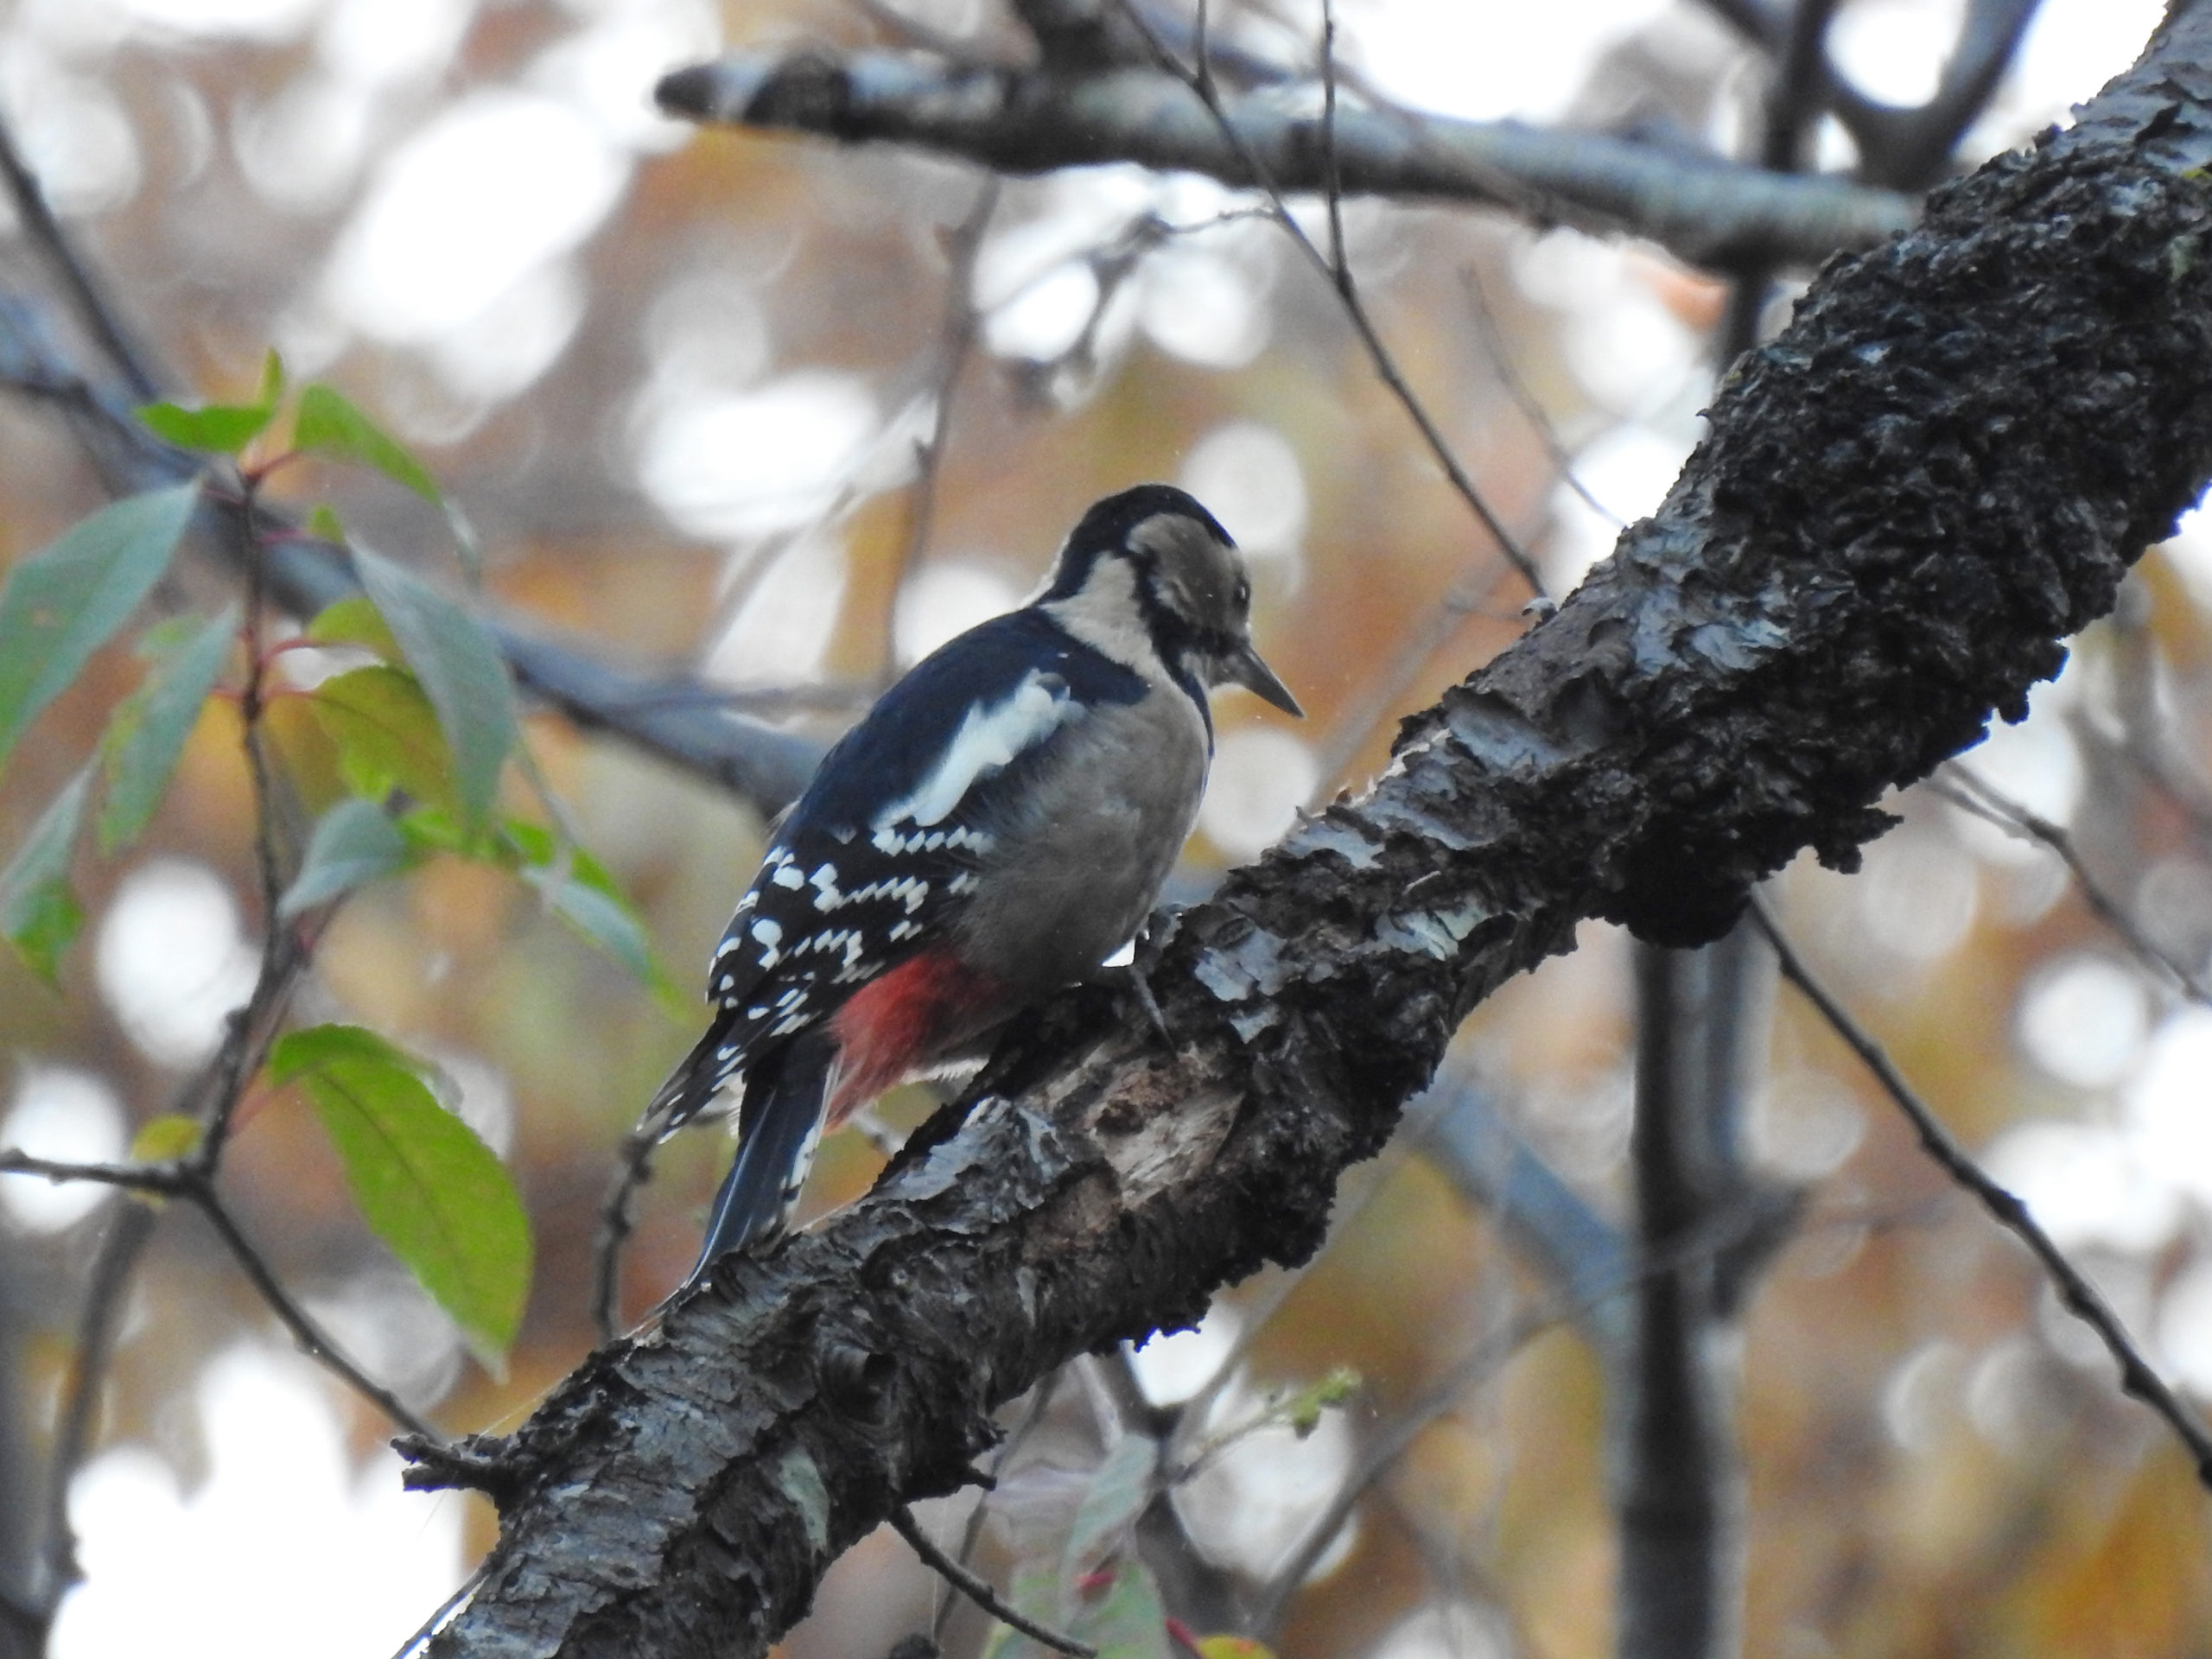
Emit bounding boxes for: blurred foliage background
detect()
[2,0,2209,1656]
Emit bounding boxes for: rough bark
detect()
[411,10,2212,1656]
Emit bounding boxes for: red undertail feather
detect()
[826,950,1013,1125]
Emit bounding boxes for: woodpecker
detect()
[643,483,1301,1274]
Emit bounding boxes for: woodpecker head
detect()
[1039,484,1302,717]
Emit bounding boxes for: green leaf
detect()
[294,384,442,505]
[350,546,518,827]
[0,767,92,985]
[95,607,238,855]
[524,867,664,985]
[0,485,200,776]
[502,818,680,1001]
[137,402,273,454]
[1063,1433,1158,1585]
[310,664,457,810]
[270,1024,531,1369]
[281,798,416,917]
[137,354,282,454]
[136,352,287,454]
[306,503,347,544]
[305,593,399,661]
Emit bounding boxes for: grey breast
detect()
[952,691,1210,991]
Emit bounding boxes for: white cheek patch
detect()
[873,670,1083,831]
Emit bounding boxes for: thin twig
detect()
[882,178,1000,685]
[239,550,287,913]
[1108,0,1546,597]
[1319,0,1348,296]
[200,480,314,1171]
[1936,765,2212,1008]
[1459,267,1617,524]
[187,1187,440,1442]
[890,1505,1097,1659]
[1001,206,1270,400]
[0,1152,188,1193]
[1748,896,2212,1488]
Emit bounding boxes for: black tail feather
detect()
[640,1011,741,1141]
[689,1033,834,1277]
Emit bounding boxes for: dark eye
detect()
[1236,578,1250,607]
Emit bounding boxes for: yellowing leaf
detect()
[130,1114,204,1163]
[350,547,518,827]
[310,664,456,810]
[305,594,399,661]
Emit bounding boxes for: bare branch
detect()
[1750,898,2212,1485]
[654,54,1917,273]
[30,1202,157,1624]
[1319,0,1348,293]
[186,1188,441,1443]
[0,111,162,401]
[931,1370,1065,1646]
[0,1153,188,1194]
[1707,0,2043,190]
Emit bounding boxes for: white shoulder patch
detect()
[873,670,1083,830]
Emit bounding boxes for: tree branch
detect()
[407,13,2212,1655]
[1749,898,2212,1481]
[654,53,1918,271]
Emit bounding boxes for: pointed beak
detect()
[1224,640,1303,717]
